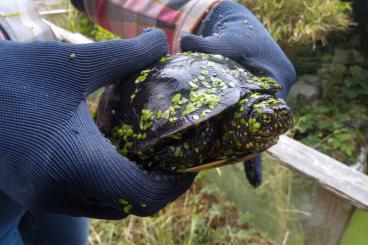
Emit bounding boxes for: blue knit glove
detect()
[181,1,296,187]
[0,29,195,219]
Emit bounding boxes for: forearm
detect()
[70,0,219,53]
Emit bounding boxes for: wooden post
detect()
[306,189,355,245]
[305,147,367,245]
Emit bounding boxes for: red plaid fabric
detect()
[76,0,220,53]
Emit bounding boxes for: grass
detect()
[84,150,312,244]
[88,172,273,245]
[341,210,368,245]
[205,158,311,245]
[238,0,352,55]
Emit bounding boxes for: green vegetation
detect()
[66,6,118,41]
[89,171,272,245]
[206,159,311,244]
[341,210,368,245]
[290,45,368,165]
[239,0,352,49]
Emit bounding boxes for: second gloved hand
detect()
[181,0,296,187]
[0,29,195,219]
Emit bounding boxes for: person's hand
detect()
[0,29,195,219]
[181,1,296,187]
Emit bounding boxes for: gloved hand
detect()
[181,0,296,187]
[0,29,195,219]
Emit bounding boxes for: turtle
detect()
[96,52,292,173]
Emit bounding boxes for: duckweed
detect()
[135,69,151,84]
[160,56,171,62]
[248,118,261,133]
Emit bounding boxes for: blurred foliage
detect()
[205,159,313,245]
[341,210,368,245]
[86,158,312,245]
[320,63,368,109]
[289,42,368,164]
[290,105,366,164]
[238,0,353,52]
[66,4,118,41]
[88,172,273,245]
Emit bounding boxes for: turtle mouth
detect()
[253,137,279,151]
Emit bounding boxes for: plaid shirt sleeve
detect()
[71,0,220,53]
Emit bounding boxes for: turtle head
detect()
[245,95,292,151]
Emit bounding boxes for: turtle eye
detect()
[262,114,273,124]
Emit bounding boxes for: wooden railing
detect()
[268,135,368,211]
[45,21,368,245]
[268,136,367,245]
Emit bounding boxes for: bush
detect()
[290,47,368,164]
[238,0,353,51]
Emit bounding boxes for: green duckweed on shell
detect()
[96,52,292,173]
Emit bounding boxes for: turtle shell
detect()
[96,52,284,171]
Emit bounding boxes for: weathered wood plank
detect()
[39,9,70,16]
[266,135,368,211]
